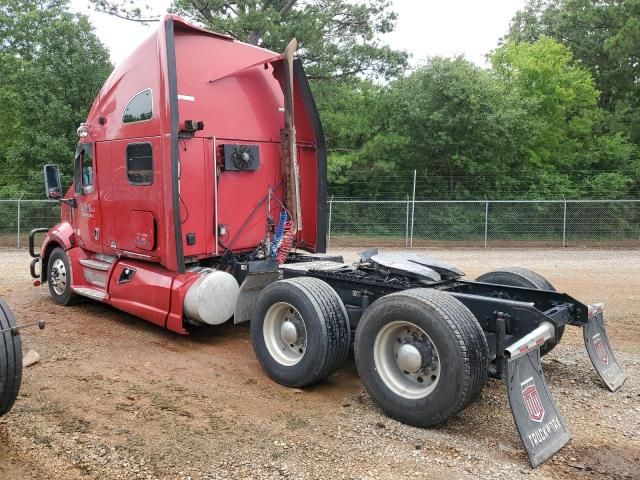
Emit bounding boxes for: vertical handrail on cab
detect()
[213,136,219,255]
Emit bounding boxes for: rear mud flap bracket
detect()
[583,307,626,392]
[506,348,571,467]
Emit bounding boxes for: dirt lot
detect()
[0,248,638,480]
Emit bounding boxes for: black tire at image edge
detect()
[0,299,22,417]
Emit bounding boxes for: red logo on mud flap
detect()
[592,333,609,365]
[521,377,545,423]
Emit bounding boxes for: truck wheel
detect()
[0,300,22,417]
[475,267,564,356]
[251,277,350,388]
[355,289,488,427]
[47,247,79,306]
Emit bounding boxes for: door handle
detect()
[94,228,100,240]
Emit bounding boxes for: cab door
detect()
[107,137,161,256]
[74,143,103,253]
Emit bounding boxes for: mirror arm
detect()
[57,198,77,208]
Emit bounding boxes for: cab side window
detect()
[127,143,153,185]
[122,89,152,123]
[75,144,94,195]
[82,152,93,190]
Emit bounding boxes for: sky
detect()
[69,0,528,68]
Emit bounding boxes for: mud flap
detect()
[234,272,280,324]
[506,348,571,467]
[583,306,626,392]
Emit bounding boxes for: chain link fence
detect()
[328,199,640,248]
[1,198,639,248]
[0,199,61,248]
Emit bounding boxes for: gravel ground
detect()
[0,247,638,480]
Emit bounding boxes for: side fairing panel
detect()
[297,146,320,251]
[108,260,174,327]
[85,33,163,143]
[215,142,282,252]
[292,63,326,252]
[173,30,284,142]
[178,138,215,258]
[172,28,324,255]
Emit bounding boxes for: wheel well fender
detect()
[40,223,74,282]
[41,240,64,282]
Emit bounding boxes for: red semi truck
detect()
[29,16,625,467]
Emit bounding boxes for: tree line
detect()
[1,0,639,200]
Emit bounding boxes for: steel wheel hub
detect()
[280,320,300,345]
[50,258,67,296]
[374,321,441,399]
[263,302,308,366]
[397,343,422,373]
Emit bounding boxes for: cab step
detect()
[74,287,108,301]
[79,258,112,271]
[79,256,115,288]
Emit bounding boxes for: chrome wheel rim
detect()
[373,321,440,399]
[50,258,67,296]
[263,302,307,366]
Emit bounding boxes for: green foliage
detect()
[1,0,638,203]
[384,58,525,196]
[0,0,112,197]
[183,0,407,80]
[506,0,640,144]
[89,0,409,81]
[328,42,639,200]
[490,37,600,166]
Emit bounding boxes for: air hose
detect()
[276,221,295,264]
[271,210,295,264]
[270,211,288,257]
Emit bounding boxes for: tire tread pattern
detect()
[0,299,22,417]
[283,277,351,383]
[476,267,555,291]
[253,277,350,387]
[402,289,489,417]
[355,288,489,426]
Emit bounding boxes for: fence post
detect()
[562,196,567,248]
[16,194,23,248]
[327,196,333,249]
[405,195,410,248]
[410,170,416,248]
[484,199,489,248]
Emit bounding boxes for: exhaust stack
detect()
[280,38,303,232]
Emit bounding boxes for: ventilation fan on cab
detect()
[222,144,260,171]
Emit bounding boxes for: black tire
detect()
[475,267,564,356]
[251,277,350,388]
[47,247,79,306]
[354,289,489,427]
[0,300,22,417]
